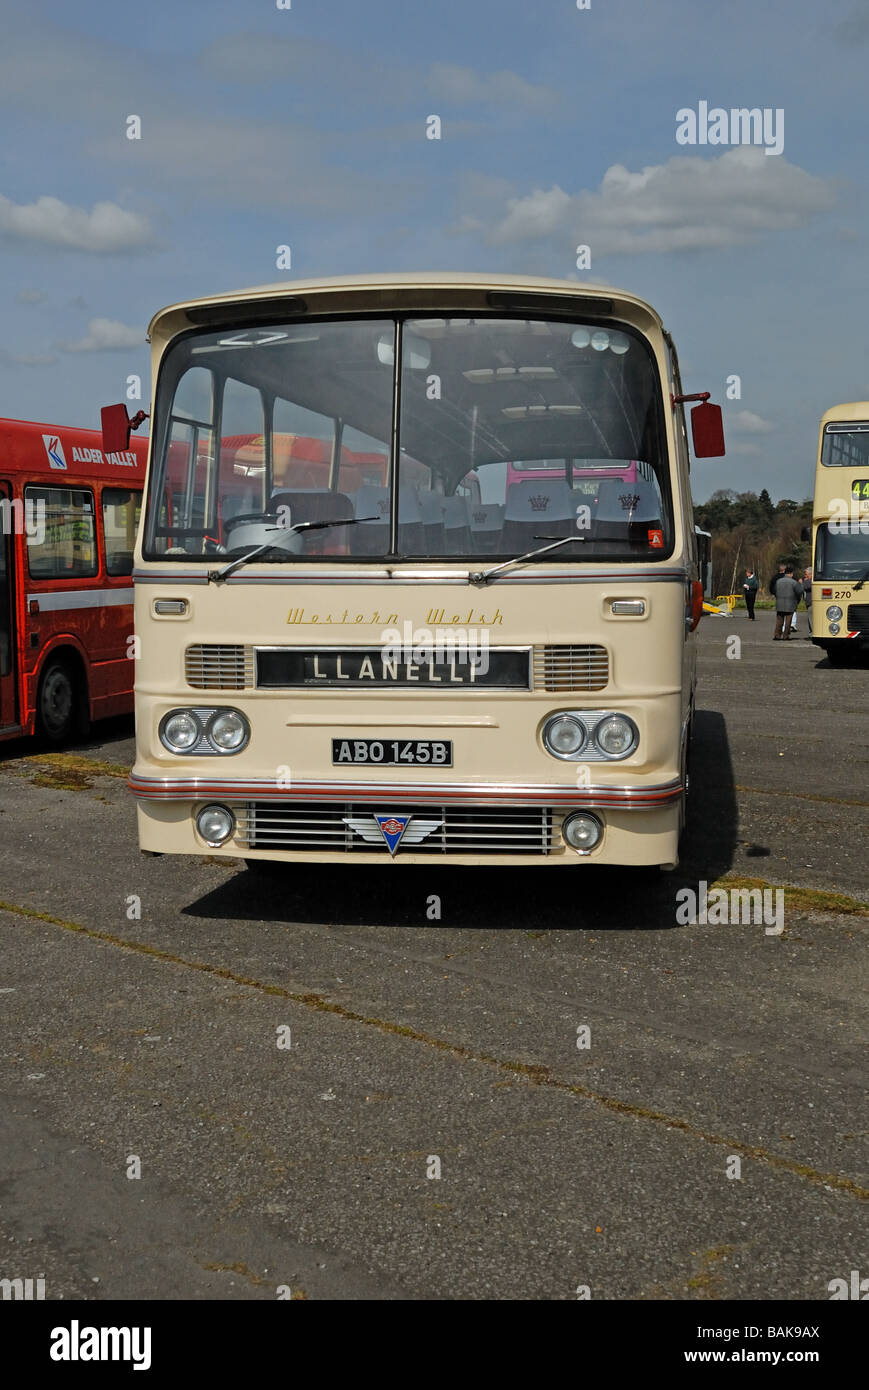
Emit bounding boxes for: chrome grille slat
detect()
[533,644,609,691]
[239,802,554,854]
[185,644,254,689]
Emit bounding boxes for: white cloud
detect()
[198,34,554,112]
[729,410,774,434]
[427,63,556,112]
[0,348,58,367]
[0,194,154,253]
[481,148,835,254]
[61,318,144,352]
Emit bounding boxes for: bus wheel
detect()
[37,658,77,743]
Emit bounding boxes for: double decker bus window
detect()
[820,421,869,467]
[25,486,97,579]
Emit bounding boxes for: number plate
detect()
[332,738,452,766]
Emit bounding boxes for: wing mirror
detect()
[101,404,149,455]
[674,392,726,458]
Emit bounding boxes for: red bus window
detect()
[25,485,97,579]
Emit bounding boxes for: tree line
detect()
[693,489,812,597]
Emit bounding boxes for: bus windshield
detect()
[145,315,671,562]
[814,521,869,580]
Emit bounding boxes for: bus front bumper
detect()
[129,773,683,867]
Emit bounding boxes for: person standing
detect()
[768,563,785,602]
[802,567,813,637]
[743,568,759,620]
[773,565,802,640]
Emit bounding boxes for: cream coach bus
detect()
[103,274,725,869]
[810,403,869,664]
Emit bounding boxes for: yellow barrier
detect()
[714,593,739,613]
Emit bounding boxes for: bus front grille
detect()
[238,803,554,854]
[185,644,254,689]
[846,604,869,634]
[533,644,609,691]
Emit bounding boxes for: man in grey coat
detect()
[773,565,803,641]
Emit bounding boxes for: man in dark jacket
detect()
[773,565,803,640]
[743,568,759,620]
[768,563,786,600]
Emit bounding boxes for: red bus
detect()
[0,418,147,742]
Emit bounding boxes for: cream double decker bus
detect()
[106,274,724,869]
[811,403,869,664]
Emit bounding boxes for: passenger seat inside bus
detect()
[469,503,505,553]
[591,478,662,549]
[443,495,471,554]
[501,480,573,553]
[270,489,355,555]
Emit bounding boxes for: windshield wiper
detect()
[208,516,378,583]
[469,534,586,586]
[851,566,869,591]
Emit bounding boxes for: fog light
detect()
[542,714,587,758]
[826,605,843,621]
[594,714,638,759]
[829,622,840,635]
[196,804,235,846]
[160,710,201,752]
[562,812,603,852]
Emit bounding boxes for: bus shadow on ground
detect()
[186,710,738,934]
[0,714,135,763]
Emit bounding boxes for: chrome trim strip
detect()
[129,772,682,807]
[133,568,688,586]
[26,587,134,610]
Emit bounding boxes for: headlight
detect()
[160,710,202,752]
[542,714,587,758]
[196,804,235,846]
[829,622,840,635]
[594,714,638,759]
[207,709,250,752]
[159,707,250,755]
[562,811,603,852]
[826,605,843,621]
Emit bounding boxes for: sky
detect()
[1,0,868,502]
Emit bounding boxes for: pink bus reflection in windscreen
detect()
[505,458,639,494]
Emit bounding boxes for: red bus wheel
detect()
[37,659,76,743]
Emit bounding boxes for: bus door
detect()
[0,482,18,729]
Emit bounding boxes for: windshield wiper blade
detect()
[469,534,586,586]
[208,516,378,583]
[851,566,869,591]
